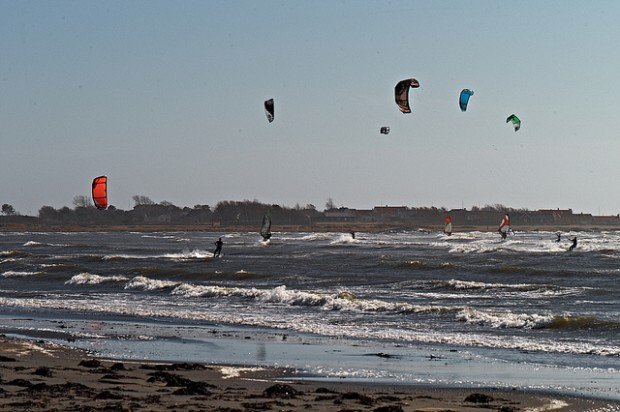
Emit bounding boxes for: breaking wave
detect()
[66,273,128,285]
[2,270,43,277]
[124,276,180,291]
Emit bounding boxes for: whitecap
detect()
[66,273,128,285]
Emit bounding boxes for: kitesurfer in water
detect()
[568,236,577,252]
[213,237,223,257]
[556,233,561,242]
[350,231,355,239]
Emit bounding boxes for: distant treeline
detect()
[1,200,618,229]
[35,200,322,226]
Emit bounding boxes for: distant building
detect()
[323,208,357,221]
[373,206,409,220]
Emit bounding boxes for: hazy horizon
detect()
[2,1,620,215]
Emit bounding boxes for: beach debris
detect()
[99,374,124,381]
[172,381,213,396]
[242,401,277,409]
[6,378,33,387]
[262,383,301,399]
[94,390,123,400]
[110,362,126,371]
[147,371,194,387]
[395,78,420,113]
[373,406,404,412]
[33,366,53,377]
[342,391,375,405]
[380,126,390,135]
[464,392,494,403]
[363,352,401,359]
[140,362,206,371]
[20,382,94,397]
[146,371,215,396]
[78,359,101,368]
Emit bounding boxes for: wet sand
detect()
[0,337,617,411]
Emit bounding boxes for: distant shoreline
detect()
[1,222,617,233]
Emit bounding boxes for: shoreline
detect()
[1,336,618,411]
[1,222,618,233]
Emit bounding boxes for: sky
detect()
[2,0,620,215]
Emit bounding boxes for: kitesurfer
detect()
[568,237,577,252]
[213,237,223,257]
[556,233,561,242]
[350,231,355,239]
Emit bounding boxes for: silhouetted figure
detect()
[213,237,223,257]
[556,233,561,242]
[350,231,355,239]
[568,237,577,252]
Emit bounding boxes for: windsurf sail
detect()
[394,78,420,113]
[260,209,272,240]
[459,89,474,112]
[444,216,452,235]
[506,114,521,131]
[380,126,390,135]
[91,176,108,210]
[264,99,274,123]
[498,214,510,238]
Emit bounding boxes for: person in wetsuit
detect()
[213,237,223,257]
[556,233,561,242]
[568,236,577,252]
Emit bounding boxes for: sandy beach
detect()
[0,337,617,411]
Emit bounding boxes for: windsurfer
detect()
[213,237,223,257]
[498,214,510,239]
[568,237,577,252]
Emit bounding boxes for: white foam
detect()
[329,234,359,245]
[2,270,42,277]
[66,273,128,285]
[0,295,617,356]
[124,276,180,290]
[103,249,211,260]
[162,250,211,260]
[525,399,569,412]
[23,241,42,246]
[219,366,265,379]
[456,307,554,329]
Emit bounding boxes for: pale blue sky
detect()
[2,1,620,215]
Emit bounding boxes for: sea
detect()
[1,230,619,400]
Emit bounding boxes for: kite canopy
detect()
[92,176,108,210]
[264,99,274,123]
[394,78,420,113]
[459,89,474,112]
[380,126,390,135]
[506,114,521,131]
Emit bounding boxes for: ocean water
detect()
[1,230,619,399]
